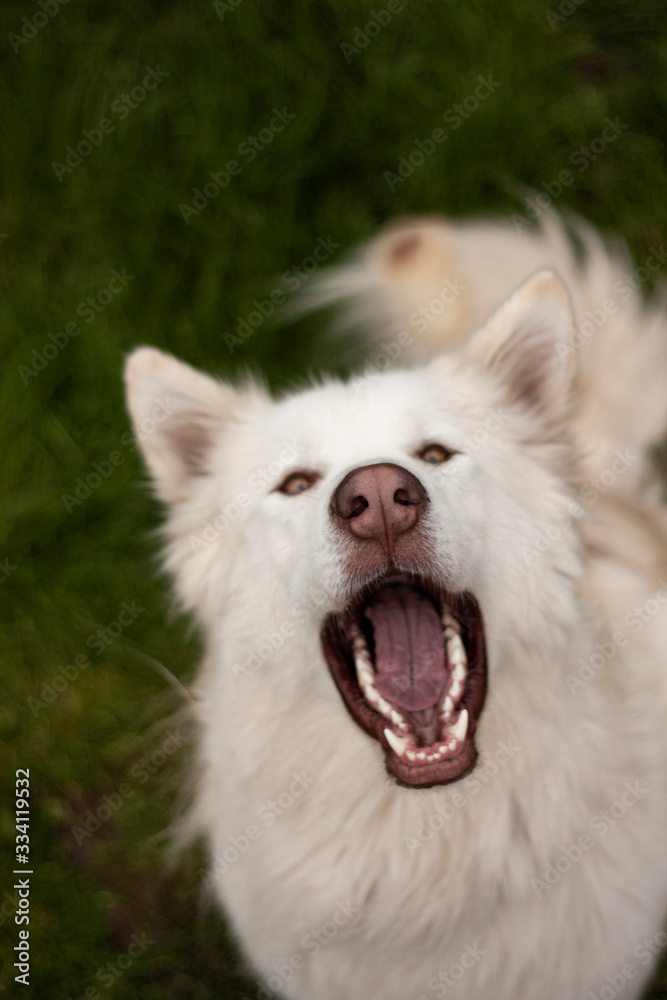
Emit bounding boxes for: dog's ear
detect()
[461,269,576,430]
[124,347,267,504]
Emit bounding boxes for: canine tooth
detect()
[449,709,469,743]
[384,729,410,756]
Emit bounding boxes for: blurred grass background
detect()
[1,0,667,995]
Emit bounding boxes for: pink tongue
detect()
[368,585,447,712]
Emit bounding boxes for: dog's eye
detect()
[417,443,455,465]
[277,471,319,495]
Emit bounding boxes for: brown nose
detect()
[331,463,428,557]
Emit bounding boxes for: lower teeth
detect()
[383,708,469,763]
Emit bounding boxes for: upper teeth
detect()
[353,646,375,688]
[445,630,467,705]
[447,633,466,665]
[448,678,464,701]
[354,645,408,729]
[452,662,466,683]
[351,605,471,757]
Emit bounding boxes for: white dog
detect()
[124,213,667,1000]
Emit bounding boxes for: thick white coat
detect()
[125,214,667,1000]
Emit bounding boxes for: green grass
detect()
[2,0,667,995]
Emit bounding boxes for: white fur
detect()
[124,214,667,1000]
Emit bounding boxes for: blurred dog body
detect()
[125,213,667,1000]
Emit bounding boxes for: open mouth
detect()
[321,575,487,789]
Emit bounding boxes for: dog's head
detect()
[125,271,582,790]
